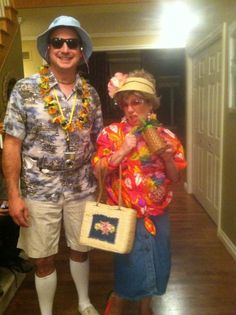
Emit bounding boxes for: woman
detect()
[92,70,186,315]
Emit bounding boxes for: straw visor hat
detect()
[37,15,92,63]
[113,76,160,109]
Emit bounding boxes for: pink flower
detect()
[108,72,128,98]
[95,221,116,235]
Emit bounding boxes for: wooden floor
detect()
[3,181,236,315]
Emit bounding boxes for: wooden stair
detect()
[0,4,25,315]
[0,2,19,68]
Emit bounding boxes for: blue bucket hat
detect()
[37,15,93,63]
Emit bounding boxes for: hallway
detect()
[3,181,236,315]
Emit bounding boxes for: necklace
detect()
[53,90,77,132]
[39,64,91,132]
[57,79,75,85]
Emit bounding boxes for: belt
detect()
[23,155,84,171]
[37,156,86,171]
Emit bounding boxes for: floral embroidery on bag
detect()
[94,221,116,235]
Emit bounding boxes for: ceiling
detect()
[18,3,158,39]
[13,0,145,7]
[14,0,227,51]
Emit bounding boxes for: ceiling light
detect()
[159,1,200,48]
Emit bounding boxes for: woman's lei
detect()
[38,65,91,132]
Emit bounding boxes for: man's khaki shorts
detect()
[17,195,94,258]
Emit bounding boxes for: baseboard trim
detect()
[218,229,236,261]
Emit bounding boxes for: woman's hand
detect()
[159,144,174,162]
[120,134,137,156]
[160,145,180,182]
[95,134,137,175]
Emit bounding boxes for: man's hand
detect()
[8,196,30,227]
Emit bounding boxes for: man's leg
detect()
[70,249,99,315]
[33,255,57,315]
[17,198,63,315]
[64,196,99,314]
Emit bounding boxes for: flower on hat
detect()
[107,72,128,98]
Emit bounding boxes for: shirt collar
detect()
[46,69,83,93]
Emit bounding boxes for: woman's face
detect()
[121,94,153,126]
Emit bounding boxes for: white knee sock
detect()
[35,270,57,315]
[69,258,91,312]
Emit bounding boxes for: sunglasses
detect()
[49,37,81,49]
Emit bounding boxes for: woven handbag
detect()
[79,165,137,254]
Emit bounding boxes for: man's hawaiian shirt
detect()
[4,70,103,202]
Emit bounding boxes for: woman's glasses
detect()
[49,37,81,49]
[121,98,145,108]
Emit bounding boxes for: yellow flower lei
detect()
[39,64,91,132]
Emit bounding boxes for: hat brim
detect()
[37,24,92,64]
[115,77,156,96]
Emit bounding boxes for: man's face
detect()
[48,27,82,72]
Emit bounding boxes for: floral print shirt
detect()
[92,120,186,217]
[4,70,103,202]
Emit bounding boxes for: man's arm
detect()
[2,134,29,227]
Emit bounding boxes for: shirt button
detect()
[51,193,59,202]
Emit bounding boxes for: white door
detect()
[191,38,222,224]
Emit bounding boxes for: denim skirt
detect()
[113,210,171,300]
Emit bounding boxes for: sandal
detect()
[104,292,124,315]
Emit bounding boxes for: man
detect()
[3,16,103,315]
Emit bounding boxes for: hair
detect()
[114,69,160,109]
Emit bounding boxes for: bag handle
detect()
[96,163,122,210]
